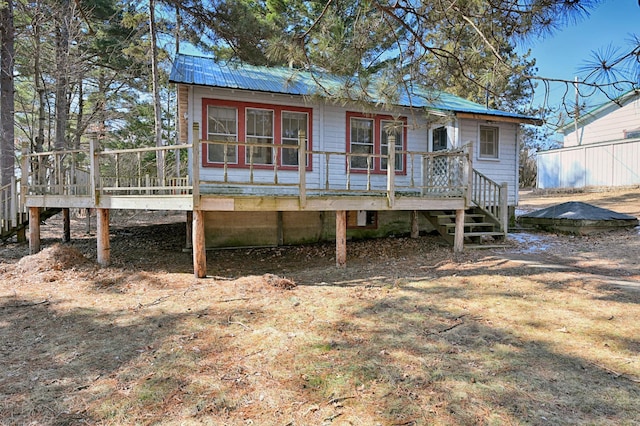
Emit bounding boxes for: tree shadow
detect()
[0,296,202,424]
[292,289,640,424]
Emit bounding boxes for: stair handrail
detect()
[470,168,508,235]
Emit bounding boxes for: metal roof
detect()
[557,89,640,134]
[170,53,540,123]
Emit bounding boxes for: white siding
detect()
[537,139,640,188]
[563,97,640,147]
[459,119,519,205]
[186,85,519,202]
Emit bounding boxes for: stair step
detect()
[465,243,510,250]
[456,231,505,237]
[435,213,485,220]
[444,222,495,228]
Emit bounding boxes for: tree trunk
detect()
[54,0,71,151]
[149,0,164,184]
[34,0,45,154]
[75,74,84,149]
[0,0,15,187]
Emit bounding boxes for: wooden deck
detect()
[7,132,508,277]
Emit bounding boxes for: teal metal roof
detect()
[170,53,539,123]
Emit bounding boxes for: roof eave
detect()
[455,111,543,126]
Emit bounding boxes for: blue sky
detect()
[524,0,639,112]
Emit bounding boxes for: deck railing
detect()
[22,131,473,207]
[22,140,193,198]
[0,176,26,238]
[94,142,192,195]
[199,133,471,205]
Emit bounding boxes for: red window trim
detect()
[201,98,313,171]
[346,112,407,175]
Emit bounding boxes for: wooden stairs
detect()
[1,208,61,242]
[423,207,508,249]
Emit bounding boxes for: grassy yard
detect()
[1,188,640,425]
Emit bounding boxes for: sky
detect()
[523,0,640,114]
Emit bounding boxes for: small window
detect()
[625,129,640,139]
[479,125,499,159]
[432,126,448,151]
[207,106,238,163]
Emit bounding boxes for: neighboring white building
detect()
[537,90,640,189]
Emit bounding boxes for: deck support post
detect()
[193,209,207,278]
[298,130,306,207]
[63,208,71,242]
[410,210,419,238]
[454,209,464,253]
[185,211,193,249]
[336,210,347,268]
[29,207,40,255]
[97,208,110,266]
[500,182,509,237]
[85,208,91,234]
[277,211,284,246]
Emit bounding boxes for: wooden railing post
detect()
[387,134,395,207]
[9,176,17,228]
[89,135,100,204]
[192,122,200,208]
[500,182,509,236]
[20,142,28,199]
[298,130,306,207]
[465,141,473,207]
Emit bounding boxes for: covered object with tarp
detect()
[518,202,638,235]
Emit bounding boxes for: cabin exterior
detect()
[3,54,539,277]
[538,90,640,189]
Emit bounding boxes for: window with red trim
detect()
[202,99,312,170]
[346,112,407,174]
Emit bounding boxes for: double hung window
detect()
[207,106,238,163]
[347,113,406,174]
[479,125,499,159]
[245,108,274,165]
[380,120,404,171]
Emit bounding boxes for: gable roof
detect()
[169,53,541,125]
[557,89,640,134]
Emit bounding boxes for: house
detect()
[537,89,640,189]
[13,53,539,278]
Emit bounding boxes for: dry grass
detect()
[1,192,640,425]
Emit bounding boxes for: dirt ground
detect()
[2,187,639,281]
[1,187,639,425]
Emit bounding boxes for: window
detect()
[432,126,448,151]
[479,125,499,159]
[350,118,374,169]
[380,120,404,171]
[207,106,238,163]
[202,99,312,170]
[282,112,308,166]
[246,108,274,165]
[347,112,407,174]
[625,128,640,139]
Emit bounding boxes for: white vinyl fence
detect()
[537,138,640,189]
